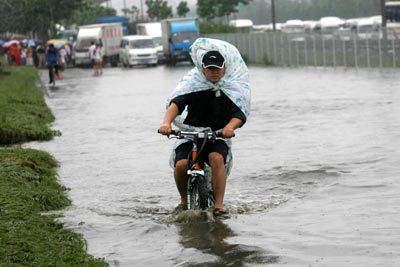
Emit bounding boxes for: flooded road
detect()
[28,65,400,266]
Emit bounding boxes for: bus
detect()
[386,1,400,22]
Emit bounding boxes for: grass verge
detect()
[0,148,108,267]
[0,65,59,145]
[0,64,108,266]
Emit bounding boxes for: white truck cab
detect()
[119,35,158,67]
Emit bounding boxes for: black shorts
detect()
[174,139,228,167]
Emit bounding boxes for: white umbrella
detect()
[2,40,19,48]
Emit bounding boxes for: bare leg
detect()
[208,152,227,209]
[174,159,188,205]
[93,61,97,76]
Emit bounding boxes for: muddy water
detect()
[27,65,400,267]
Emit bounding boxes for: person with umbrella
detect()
[8,43,19,66]
[36,43,46,68]
[46,43,59,84]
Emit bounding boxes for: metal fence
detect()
[205,30,400,68]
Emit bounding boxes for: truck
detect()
[96,16,129,35]
[136,22,165,63]
[74,23,123,67]
[161,18,200,65]
[317,17,345,39]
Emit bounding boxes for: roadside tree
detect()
[146,0,173,20]
[197,0,252,20]
[177,1,190,18]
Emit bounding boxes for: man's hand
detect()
[158,123,172,136]
[222,127,235,138]
[222,118,243,138]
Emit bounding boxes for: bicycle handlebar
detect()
[171,129,223,139]
[158,129,223,139]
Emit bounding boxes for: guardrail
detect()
[206,30,400,68]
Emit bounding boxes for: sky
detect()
[105,0,197,15]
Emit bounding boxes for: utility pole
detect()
[381,0,388,43]
[271,0,276,31]
[381,0,387,28]
[140,0,144,21]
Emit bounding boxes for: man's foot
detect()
[173,203,187,213]
[213,208,227,217]
[49,80,53,84]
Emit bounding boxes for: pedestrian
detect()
[158,38,251,217]
[21,45,27,65]
[93,44,102,76]
[32,45,39,67]
[59,46,67,70]
[26,46,33,66]
[63,44,72,66]
[36,44,46,68]
[7,45,16,66]
[88,41,96,67]
[14,43,22,66]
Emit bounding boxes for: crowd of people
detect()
[2,39,103,77]
[1,38,75,84]
[1,39,72,70]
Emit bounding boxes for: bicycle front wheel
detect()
[188,174,209,210]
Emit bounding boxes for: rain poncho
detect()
[167,37,251,175]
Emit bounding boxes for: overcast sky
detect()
[106,0,197,15]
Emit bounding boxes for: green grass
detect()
[0,65,59,145]
[0,148,108,267]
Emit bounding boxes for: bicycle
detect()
[166,129,223,211]
[48,63,58,87]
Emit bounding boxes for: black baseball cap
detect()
[202,51,225,69]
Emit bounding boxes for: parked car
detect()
[119,35,158,67]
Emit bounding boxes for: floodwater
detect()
[27,65,400,267]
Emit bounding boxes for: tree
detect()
[70,4,116,27]
[0,0,118,40]
[122,5,140,21]
[145,0,172,20]
[197,0,217,20]
[177,1,190,18]
[197,0,252,20]
[122,6,135,17]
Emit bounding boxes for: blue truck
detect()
[161,18,200,65]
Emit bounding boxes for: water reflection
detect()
[176,219,278,267]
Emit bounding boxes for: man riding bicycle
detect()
[158,38,251,217]
[46,43,59,84]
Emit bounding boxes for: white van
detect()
[136,22,165,63]
[119,35,158,67]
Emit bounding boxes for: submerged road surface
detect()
[27,65,400,267]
